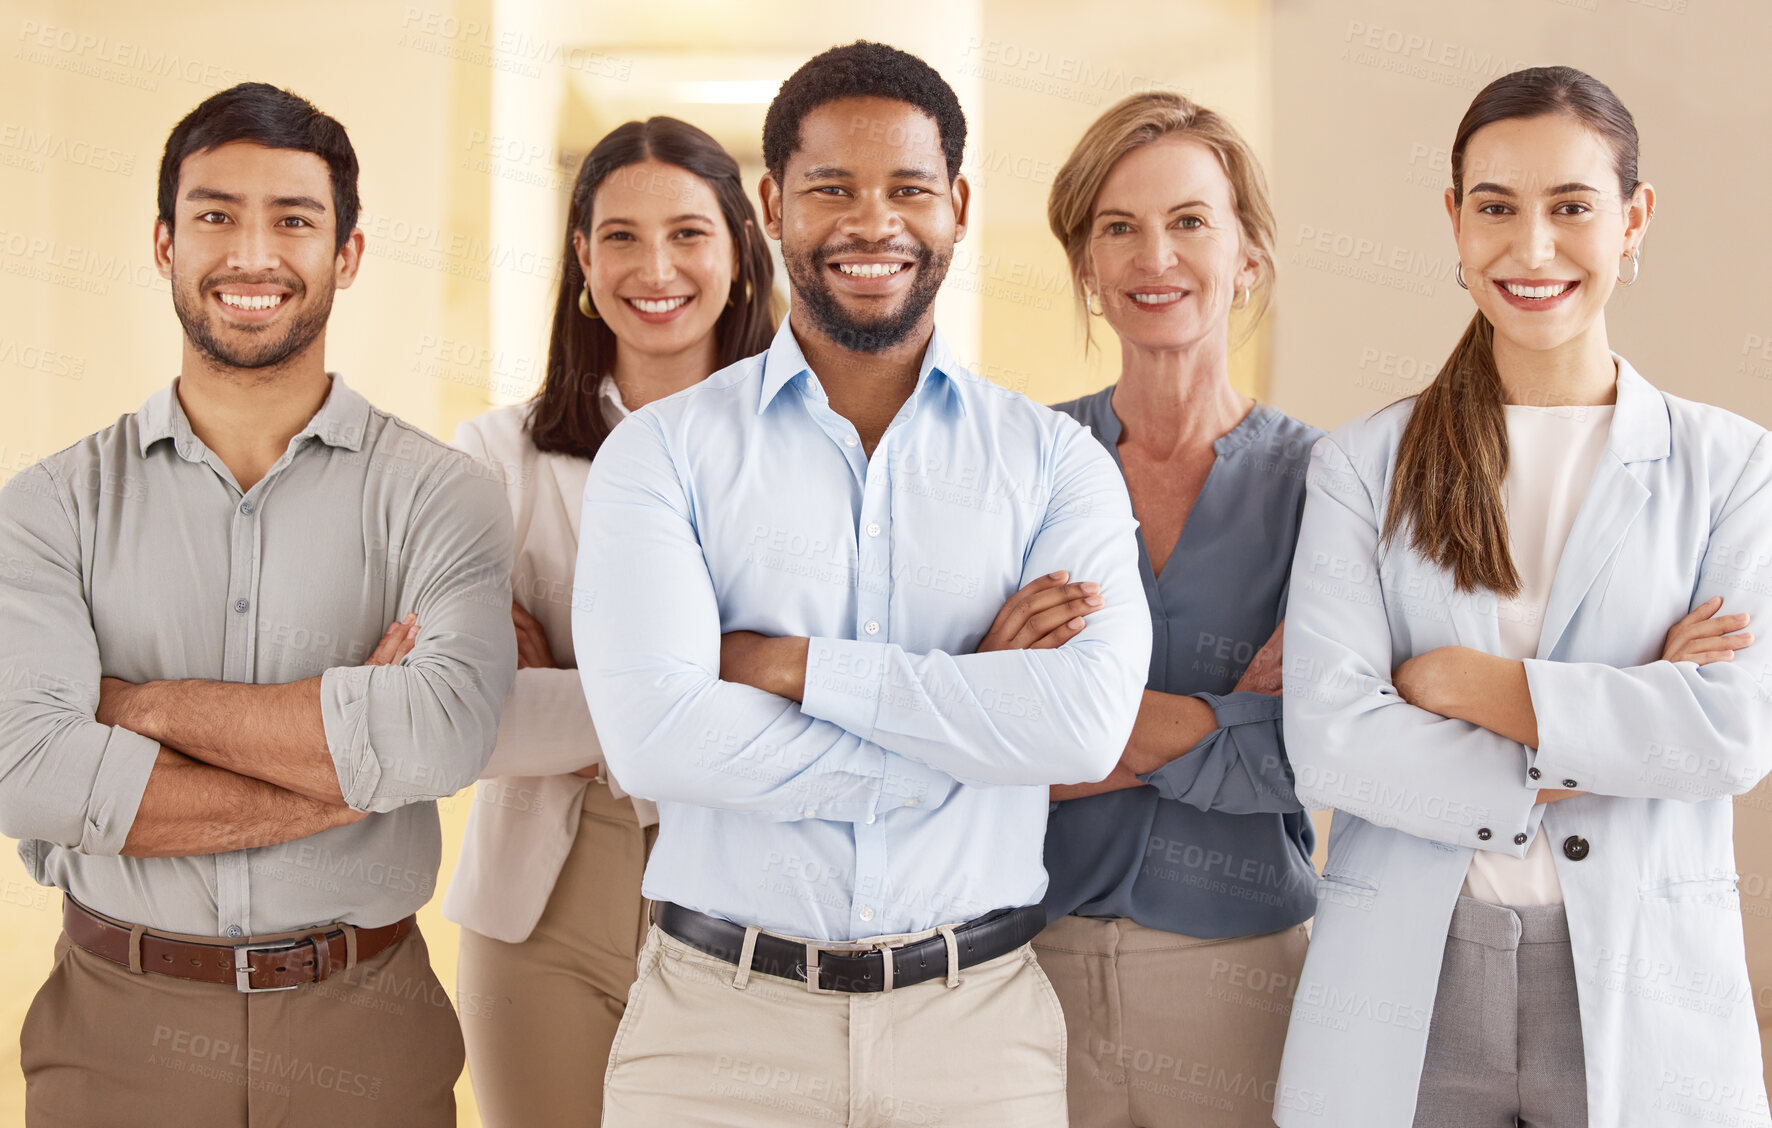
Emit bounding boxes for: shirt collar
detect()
[598,375,632,426]
[756,318,967,417]
[1607,354,1671,463]
[137,373,371,460]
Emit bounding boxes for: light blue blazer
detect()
[1275,358,1772,1127]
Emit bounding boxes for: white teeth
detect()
[218,293,285,311]
[836,263,905,278]
[1502,281,1572,300]
[628,296,690,313]
[1130,292,1184,305]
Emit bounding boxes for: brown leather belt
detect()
[63,897,412,993]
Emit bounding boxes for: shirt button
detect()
[866,813,876,824]
[225,924,244,938]
[1528,767,1541,781]
[844,435,859,448]
[234,599,250,614]
[239,499,254,515]
[1513,832,1528,846]
[803,807,816,819]
[1476,827,1492,841]
[864,620,880,635]
[858,907,875,922]
[905,797,919,807]
[1561,779,1579,789]
[866,522,881,537]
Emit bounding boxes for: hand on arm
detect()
[1393,600,1751,804]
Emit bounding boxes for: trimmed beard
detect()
[171,272,333,373]
[784,238,950,354]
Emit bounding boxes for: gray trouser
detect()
[1412,897,1588,1127]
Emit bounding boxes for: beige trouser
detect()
[602,922,1070,1127]
[457,779,655,1128]
[1033,915,1309,1128]
[21,911,463,1128]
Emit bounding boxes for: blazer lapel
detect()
[1534,358,1670,659]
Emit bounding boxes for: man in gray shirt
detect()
[0,83,514,1126]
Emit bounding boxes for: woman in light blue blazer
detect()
[1275,66,1772,1127]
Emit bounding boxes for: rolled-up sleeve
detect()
[320,461,517,812]
[1139,691,1303,814]
[0,463,159,854]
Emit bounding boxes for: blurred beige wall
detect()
[1271,0,1772,1089]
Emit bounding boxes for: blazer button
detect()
[1528,768,1541,780]
[1513,832,1528,846]
[1563,835,1590,861]
[1562,779,1578,789]
[1476,828,1492,841]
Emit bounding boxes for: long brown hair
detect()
[1383,66,1640,595]
[530,117,775,460]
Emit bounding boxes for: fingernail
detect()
[1085,595,1104,607]
[1068,617,1086,629]
[404,612,417,623]
[1050,570,1068,580]
[1081,582,1100,595]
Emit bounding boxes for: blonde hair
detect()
[1047,91,1276,352]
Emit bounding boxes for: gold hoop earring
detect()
[578,283,600,320]
[1231,287,1250,311]
[1617,249,1640,287]
[1455,262,1468,290]
[1085,288,1103,317]
[727,280,754,309]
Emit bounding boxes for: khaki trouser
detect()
[603,923,1070,1127]
[456,779,655,1128]
[1033,914,1309,1128]
[21,911,463,1128]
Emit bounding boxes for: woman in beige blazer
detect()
[442,116,775,1127]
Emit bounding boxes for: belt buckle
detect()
[803,941,834,994]
[233,939,305,993]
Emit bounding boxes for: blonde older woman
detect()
[1034,92,1318,1128]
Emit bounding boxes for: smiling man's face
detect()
[763,96,968,355]
[156,140,359,373]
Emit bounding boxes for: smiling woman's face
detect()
[1448,112,1650,359]
[576,159,736,361]
[1084,134,1257,356]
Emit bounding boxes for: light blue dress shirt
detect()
[573,321,1151,942]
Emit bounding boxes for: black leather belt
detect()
[654,902,1046,993]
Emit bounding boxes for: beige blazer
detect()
[441,399,657,944]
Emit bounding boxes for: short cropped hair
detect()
[157,81,361,250]
[762,41,966,182]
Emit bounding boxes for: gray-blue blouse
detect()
[1041,386,1320,938]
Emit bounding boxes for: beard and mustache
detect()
[170,270,334,373]
[783,237,951,354]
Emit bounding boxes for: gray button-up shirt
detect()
[0,376,515,935]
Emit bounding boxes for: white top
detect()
[1463,402,1615,906]
[441,382,658,944]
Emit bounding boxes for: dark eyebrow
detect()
[1544,181,1600,195]
[803,165,850,180]
[594,213,716,233]
[891,167,940,182]
[272,195,327,212]
[1466,182,1515,197]
[184,187,242,204]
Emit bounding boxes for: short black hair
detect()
[762,41,966,183]
[157,82,361,251]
